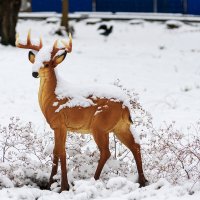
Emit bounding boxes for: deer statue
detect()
[16,31,147,192]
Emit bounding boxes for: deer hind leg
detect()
[114,125,147,187]
[92,129,111,180]
[49,128,69,192]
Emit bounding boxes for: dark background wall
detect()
[31,0,200,15]
[32,0,92,12]
[96,0,154,12]
[187,0,200,15]
[32,0,62,12]
[157,0,183,13]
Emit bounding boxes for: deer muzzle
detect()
[32,72,39,78]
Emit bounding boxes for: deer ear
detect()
[53,51,67,65]
[28,51,35,63]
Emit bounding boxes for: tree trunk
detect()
[0,0,3,37]
[61,0,69,32]
[0,0,21,46]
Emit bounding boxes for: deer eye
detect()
[44,64,49,68]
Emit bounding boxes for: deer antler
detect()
[52,33,72,57]
[16,30,43,51]
[61,33,72,53]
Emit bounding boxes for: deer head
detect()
[16,30,72,78]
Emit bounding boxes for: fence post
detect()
[183,0,187,14]
[92,0,96,12]
[153,0,157,13]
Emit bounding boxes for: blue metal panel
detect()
[30,0,200,15]
[187,0,200,15]
[157,0,183,13]
[96,0,154,13]
[32,0,62,12]
[69,0,92,12]
[32,0,92,12]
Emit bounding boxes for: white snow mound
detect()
[55,73,131,112]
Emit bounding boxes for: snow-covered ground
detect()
[0,178,199,200]
[1,18,200,128]
[0,18,200,199]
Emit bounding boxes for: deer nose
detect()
[32,72,39,78]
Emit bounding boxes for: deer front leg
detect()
[50,128,69,192]
[49,151,59,188]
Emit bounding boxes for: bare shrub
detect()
[114,79,152,130]
[0,118,137,189]
[0,117,52,188]
[142,122,200,185]
[0,83,199,190]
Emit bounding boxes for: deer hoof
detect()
[48,179,56,190]
[139,178,149,188]
[60,184,70,192]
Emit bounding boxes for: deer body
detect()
[16,32,147,192]
[38,68,130,132]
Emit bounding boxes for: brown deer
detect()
[16,31,147,192]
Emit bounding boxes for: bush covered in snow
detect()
[0,118,137,190]
[0,117,52,189]
[165,20,183,29]
[0,85,199,190]
[142,121,200,185]
[0,118,200,190]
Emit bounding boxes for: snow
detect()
[53,101,59,107]
[0,16,200,199]
[18,12,200,23]
[55,74,131,111]
[0,178,199,200]
[46,17,60,23]
[129,19,145,25]
[84,18,102,25]
[17,37,131,111]
[130,125,140,144]
[8,18,199,128]
[43,143,54,155]
[32,46,52,72]
[0,175,14,189]
[165,20,183,29]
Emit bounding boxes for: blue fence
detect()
[188,0,200,15]
[32,0,61,12]
[32,0,92,13]
[69,0,92,12]
[31,0,200,15]
[96,0,154,13]
[157,0,183,13]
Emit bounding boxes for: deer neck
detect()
[38,68,57,114]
